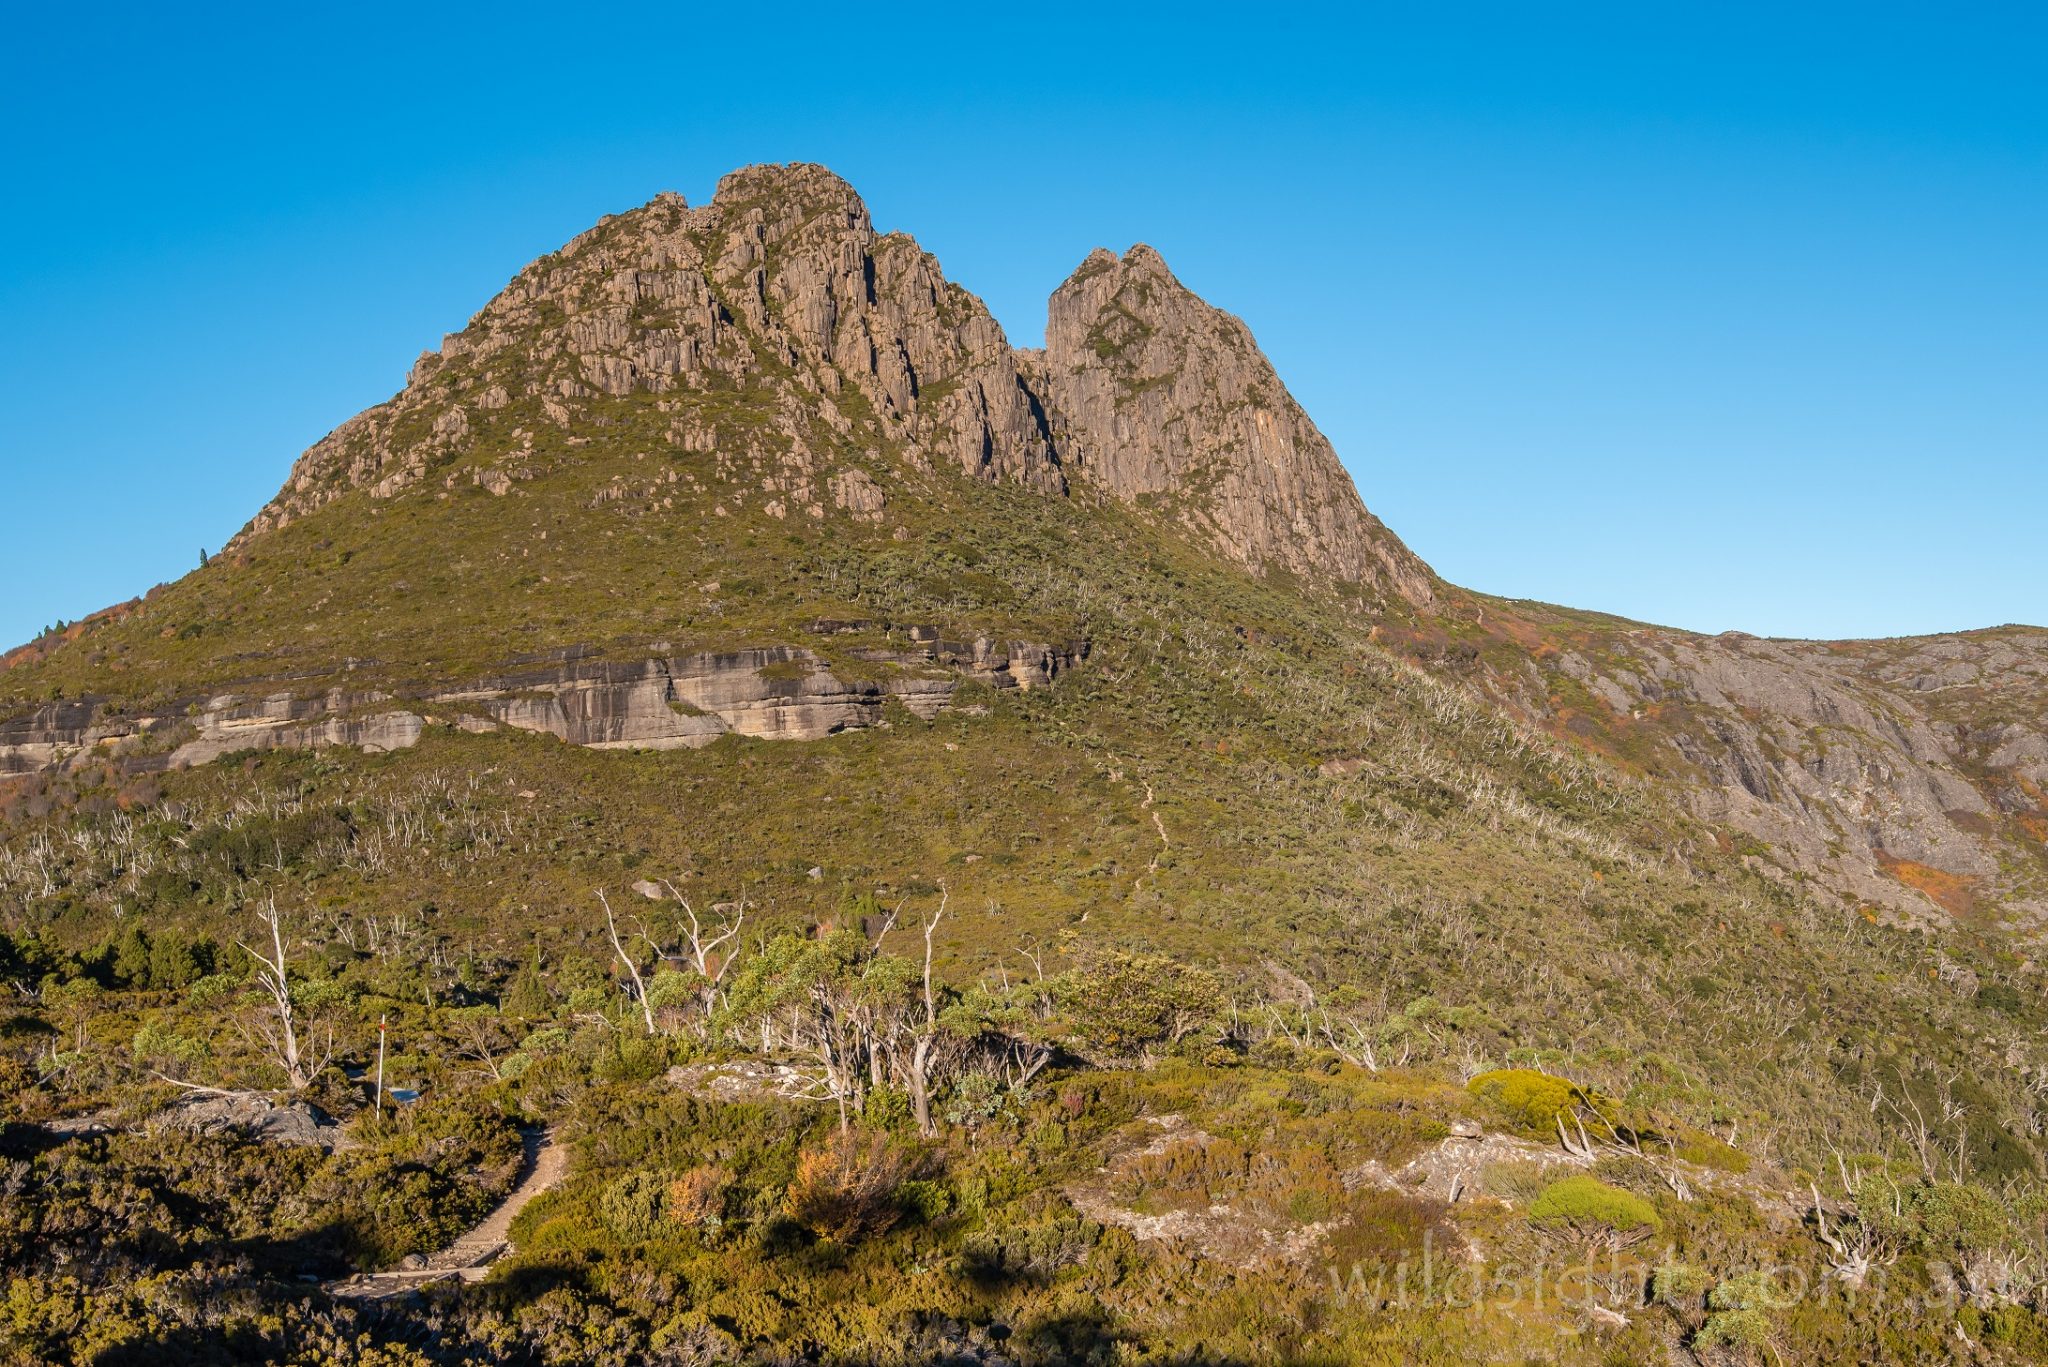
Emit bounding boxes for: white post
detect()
[375,1015,388,1117]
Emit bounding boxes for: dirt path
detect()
[328,1127,566,1299]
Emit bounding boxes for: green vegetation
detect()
[1466,1068,1599,1138]
[7,896,2048,1363]
[1526,1174,1662,1239]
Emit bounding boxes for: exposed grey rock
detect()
[0,698,117,775]
[829,466,887,520]
[666,1058,821,1101]
[452,637,1081,749]
[162,1092,342,1149]
[1036,245,1435,606]
[0,631,1087,775]
[169,689,425,767]
[1512,625,2048,924]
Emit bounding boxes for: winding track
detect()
[327,1128,566,1299]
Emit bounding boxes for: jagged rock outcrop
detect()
[237,165,1065,544]
[0,633,1086,775]
[164,1093,343,1149]
[1035,245,1435,607]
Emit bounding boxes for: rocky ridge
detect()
[1035,245,1434,604]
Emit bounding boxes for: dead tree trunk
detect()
[908,890,949,1136]
[238,899,328,1090]
[662,881,745,1017]
[599,890,656,1035]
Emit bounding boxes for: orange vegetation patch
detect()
[0,598,138,672]
[1492,616,1550,652]
[1875,850,1980,916]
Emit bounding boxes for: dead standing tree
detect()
[237,899,333,1090]
[598,885,750,1035]
[661,880,745,1018]
[1811,1180,1896,1290]
[905,888,961,1137]
[598,890,656,1035]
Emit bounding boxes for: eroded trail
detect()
[329,1128,566,1299]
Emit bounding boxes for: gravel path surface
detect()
[328,1128,565,1299]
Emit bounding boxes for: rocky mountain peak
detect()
[9,163,2045,935]
[237,165,1063,543]
[1037,244,1435,607]
[231,164,1429,609]
[710,160,866,218]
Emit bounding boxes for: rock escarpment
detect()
[0,634,1085,775]
[1501,622,2048,924]
[1034,245,1434,606]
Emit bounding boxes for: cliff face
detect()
[1450,608,2048,926]
[1035,245,1435,607]
[0,633,1084,776]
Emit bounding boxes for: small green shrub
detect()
[943,1072,1004,1126]
[1527,1175,1660,1239]
[895,1179,951,1223]
[1673,1129,1750,1173]
[1480,1159,1552,1205]
[1699,1268,1783,1347]
[1466,1068,1591,1137]
[1651,1260,1710,1308]
[1700,1306,1772,1348]
[599,1169,670,1241]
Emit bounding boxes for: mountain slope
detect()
[7,162,2038,936]
[1385,597,2048,927]
[3,162,2046,1149]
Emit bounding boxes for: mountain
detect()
[4,163,2040,929]
[5,163,2048,1365]
[233,163,1427,603]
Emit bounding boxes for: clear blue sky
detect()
[3,3,2042,647]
